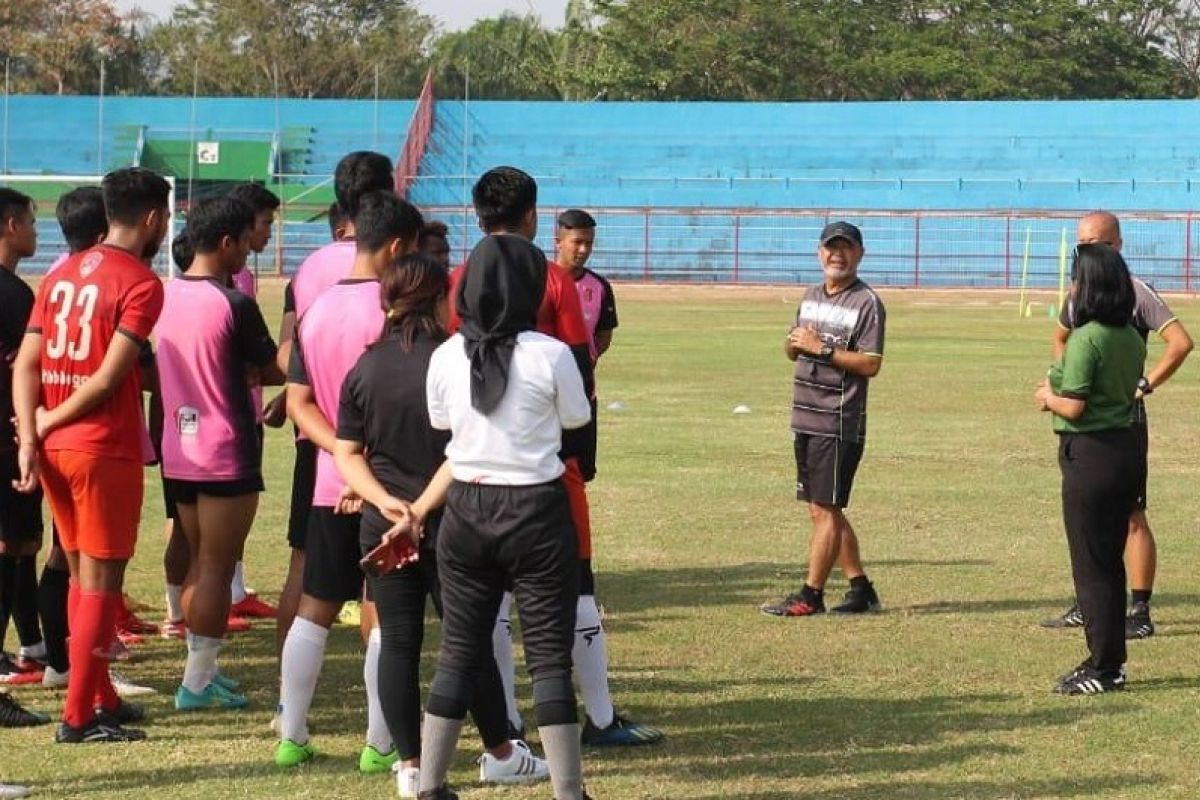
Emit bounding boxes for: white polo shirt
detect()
[427,331,592,485]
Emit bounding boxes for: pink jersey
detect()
[290,241,356,320]
[231,267,264,423]
[155,276,277,481]
[571,268,618,362]
[288,278,383,506]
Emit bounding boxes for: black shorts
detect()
[255,424,265,466]
[1132,420,1148,511]
[580,559,596,596]
[794,433,864,509]
[162,470,178,522]
[0,453,43,544]
[303,507,364,603]
[287,439,318,550]
[164,476,265,505]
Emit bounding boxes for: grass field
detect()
[6,281,1200,799]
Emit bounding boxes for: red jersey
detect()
[448,258,589,347]
[28,244,164,461]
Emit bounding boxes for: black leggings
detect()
[1059,429,1139,673]
[369,535,510,760]
[429,481,580,728]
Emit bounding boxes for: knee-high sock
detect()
[0,555,15,647]
[165,584,184,623]
[182,633,223,693]
[12,555,43,651]
[572,595,614,729]
[418,714,464,793]
[64,591,119,727]
[540,723,584,800]
[230,561,247,605]
[492,591,523,731]
[278,617,328,744]
[363,627,392,752]
[37,564,70,673]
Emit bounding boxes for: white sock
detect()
[182,633,223,693]
[573,595,614,729]
[278,617,329,745]
[165,584,184,622]
[230,561,247,605]
[492,591,523,731]
[364,627,392,753]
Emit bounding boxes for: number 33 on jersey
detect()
[28,245,164,461]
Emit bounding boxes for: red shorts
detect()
[40,450,143,560]
[562,458,591,560]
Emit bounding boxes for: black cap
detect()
[819,221,863,247]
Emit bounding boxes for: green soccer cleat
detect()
[275,738,316,767]
[359,744,399,774]
[212,671,241,692]
[174,681,249,712]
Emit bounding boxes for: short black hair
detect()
[334,151,394,219]
[185,197,256,253]
[328,202,347,239]
[102,167,171,226]
[420,220,449,244]
[472,167,537,232]
[1071,243,1135,327]
[227,182,280,214]
[355,191,423,252]
[55,187,107,253]
[171,231,195,273]
[557,209,596,231]
[0,188,34,227]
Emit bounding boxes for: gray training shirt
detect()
[790,279,886,443]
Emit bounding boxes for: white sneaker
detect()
[110,671,157,697]
[42,665,69,688]
[393,763,420,797]
[478,739,550,785]
[0,783,30,799]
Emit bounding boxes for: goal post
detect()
[0,174,178,278]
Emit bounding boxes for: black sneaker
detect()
[1054,664,1125,695]
[417,788,458,800]
[55,717,147,743]
[0,692,50,727]
[1125,602,1155,640]
[831,582,882,614]
[1040,604,1085,629]
[96,699,145,726]
[581,711,664,746]
[760,592,825,617]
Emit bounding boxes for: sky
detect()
[113,0,570,30]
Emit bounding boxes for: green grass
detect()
[6,283,1200,799]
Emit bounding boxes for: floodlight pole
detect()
[187,59,199,206]
[373,64,380,150]
[462,63,471,261]
[98,60,106,170]
[3,59,9,176]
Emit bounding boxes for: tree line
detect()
[6,0,1200,101]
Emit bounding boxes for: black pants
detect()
[429,481,580,728]
[1059,429,1139,674]
[368,533,510,760]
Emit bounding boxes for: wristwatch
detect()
[1137,377,1153,396]
[818,343,835,362]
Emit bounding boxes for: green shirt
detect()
[1048,321,1146,434]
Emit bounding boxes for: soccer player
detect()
[12,167,170,743]
[221,181,282,621]
[0,189,46,687]
[327,201,348,241]
[273,152,393,668]
[419,234,593,800]
[334,253,549,796]
[554,210,618,362]
[762,221,886,618]
[155,197,284,711]
[275,190,421,770]
[419,220,452,269]
[1042,211,1193,639]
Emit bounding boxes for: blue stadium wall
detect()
[5,96,1200,286]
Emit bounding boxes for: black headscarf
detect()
[456,234,548,414]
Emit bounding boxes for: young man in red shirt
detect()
[12,167,170,743]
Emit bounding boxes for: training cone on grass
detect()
[733,404,752,415]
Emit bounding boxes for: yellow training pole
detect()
[1057,227,1068,315]
[1019,227,1032,317]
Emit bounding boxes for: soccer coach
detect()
[762,221,887,618]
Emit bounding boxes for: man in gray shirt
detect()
[763,221,887,618]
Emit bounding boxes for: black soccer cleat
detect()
[1125,602,1155,640]
[760,592,825,617]
[96,699,146,727]
[0,693,50,728]
[1054,663,1125,696]
[417,787,458,800]
[55,717,147,743]
[582,711,664,746]
[1040,604,1085,629]
[831,582,882,614]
